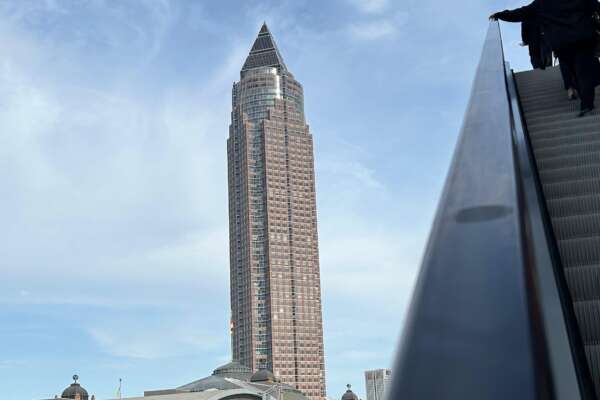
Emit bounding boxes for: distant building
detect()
[341,384,359,400]
[364,370,391,400]
[41,375,95,400]
[227,22,326,400]
[123,361,309,400]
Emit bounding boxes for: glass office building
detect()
[365,369,392,400]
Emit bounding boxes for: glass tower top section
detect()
[241,23,287,75]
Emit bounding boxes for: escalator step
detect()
[573,300,600,344]
[526,108,585,126]
[552,214,600,240]
[547,195,600,218]
[535,141,600,160]
[565,265,600,302]
[558,236,600,268]
[585,345,600,398]
[544,177,600,199]
[527,113,600,133]
[528,120,600,140]
[539,152,600,171]
[534,133,600,153]
[540,164,600,184]
[524,102,581,119]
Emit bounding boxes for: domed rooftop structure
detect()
[177,374,242,393]
[61,375,89,400]
[342,384,359,400]
[250,369,276,383]
[212,361,253,381]
[168,361,308,400]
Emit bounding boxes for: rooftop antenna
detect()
[116,378,122,400]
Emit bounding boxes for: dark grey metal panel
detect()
[387,22,540,400]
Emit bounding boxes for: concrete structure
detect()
[226,23,326,400]
[129,362,308,400]
[364,370,391,400]
[124,391,259,400]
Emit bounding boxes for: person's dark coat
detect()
[521,19,553,69]
[494,0,599,50]
[521,19,538,46]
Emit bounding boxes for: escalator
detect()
[515,66,600,398]
[387,23,600,400]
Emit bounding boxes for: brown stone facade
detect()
[226,24,326,400]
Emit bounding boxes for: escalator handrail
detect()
[387,22,555,400]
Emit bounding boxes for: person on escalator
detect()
[490,0,600,117]
[521,19,552,70]
[523,16,578,101]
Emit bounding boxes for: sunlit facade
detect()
[227,23,326,400]
[365,369,392,400]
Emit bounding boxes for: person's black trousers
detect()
[559,57,577,90]
[556,38,600,110]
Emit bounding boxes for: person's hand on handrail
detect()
[489,12,500,21]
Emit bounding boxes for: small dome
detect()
[213,361,252,376]
[342,384,358,400]
[61,375,89,400]
[213,361,253,379]
[250,369,276,383]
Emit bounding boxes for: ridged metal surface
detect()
[516,66,600,398]
[565,266,600,301]
[588,345,600,395]
[548,195,600,218]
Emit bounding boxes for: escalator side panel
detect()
[516,66,600,399]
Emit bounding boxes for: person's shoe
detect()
[578,107,595,117]
[568,88,579,100]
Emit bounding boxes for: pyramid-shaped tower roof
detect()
[241,23,287,72]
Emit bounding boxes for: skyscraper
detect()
[226,24,326,400]
[364,369,392,400]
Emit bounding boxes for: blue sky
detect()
[0,0,531,399]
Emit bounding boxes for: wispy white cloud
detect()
[321,230,421,299]
[0,2,236,307]
[315,139,423,307]
[320,159,383,189]
[348,12,408,41]
[348,0,389,14]
[89,320,225,360]
[349,20,397,40]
